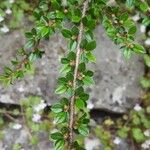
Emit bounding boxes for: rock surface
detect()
[84,136,131,150]
[88,27,144,112]
[0,127,53,150]
[0,26,144,112]
[0,126,131,150]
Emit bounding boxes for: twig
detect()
[0,109,23,116]
[4,113,20,123]
[68,1,89,149]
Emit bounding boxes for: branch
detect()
[0,39,41,84]
[16,39,40,71]
[68,1,89,149]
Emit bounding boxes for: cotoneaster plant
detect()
[0,0,149,150]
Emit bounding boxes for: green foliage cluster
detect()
[0,94,149,150]
[103,8,144,58]
[0,0,150,150]
[93,98,150,150]
[21,97,51,134]
[94,125,114,150]
[0,0,35,31]
[0,96,53,149]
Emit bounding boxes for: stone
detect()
[0,127,53,150]
[0,30,67,105]
[88,27,144,112]
[0,26,144,112]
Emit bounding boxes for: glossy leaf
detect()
[55,85,67,94]
[55,139,65,150]
[51,132,63,140]
[61,29,72,38]
[83,76,94,86]
[86,52,96,62]
[55,112,68,124]
[75,99,85,109]
[78,124,89,136]
[86,41,96,51]
[51,104,63,113]
[133,44,146,54]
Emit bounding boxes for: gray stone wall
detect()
[0,25,144,113]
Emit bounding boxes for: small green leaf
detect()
[55,85,67,94]
[25,40,35,49]
[133,116,141,125]
[132,128,145,142]
[61,29,72,38]
[29,53,37,61]
[4,67,12,75]
[123,19,134,28]
[25,62,31,70]
[80,39,87,49]
[67,51,76,60]
[144,54,150,67]
[15,70,24,78]
[78,124,89,136]
[85,70,94,77]
[86,19,96,30]
[117,126,129,138]
[66,73,74,81]
[86,52,96,62]
[70,41,77,51]
[25,32,33,38]
[140,2,149,12]
[75,99,85,109]
[83,76,94,86]
[146,106,150,114]
[12,144,21,150]
[140,77,150,88]
[59,65,71,74]
[60,98,69,106]
[106,27,116,38]
[123,48,132,59]
[51,104,63,113]
[41,26,50,37]
[133,44,146,54]
[56,11,64,19]
[80,93,89,101]
[128,26,136,35]
[141,117,150,128]
[73,141,86,150]
[55,112,68,124]
[126,0,134,8]
[47,12,56,19]
[72,16,80,23]
[86,41,96,51]
[119,12,129,21]
[30,136,39,145]
[57,77,67,84]
[66,87,73,96]
[142,18,150,26]
[71,26,79,35]
[51,0,60,9]
[78,63,86,72]
[61,58,69,64]
[51,132,63,140]
[55,139,65,150]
